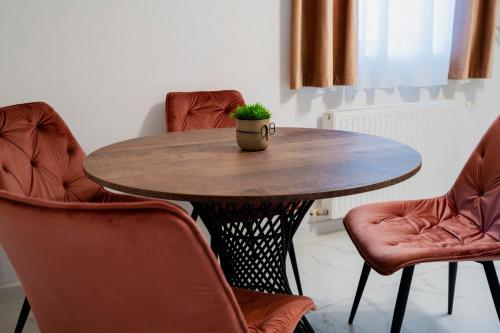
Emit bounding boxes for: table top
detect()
[84,127,422,203]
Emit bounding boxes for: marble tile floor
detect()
[0,230,498,333]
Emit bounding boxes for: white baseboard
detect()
[0,282,22,300]
[0,281,20,291]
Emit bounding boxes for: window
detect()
[357,0,456,88]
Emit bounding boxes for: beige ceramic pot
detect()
[236,119,275,151]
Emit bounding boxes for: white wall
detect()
[0,0,498,287]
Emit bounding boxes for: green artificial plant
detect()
[230,103,271,120]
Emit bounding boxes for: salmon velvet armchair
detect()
[165,90,243,132]
[0,190,315,333]
[0,102,315,333]
[344,116,500,333]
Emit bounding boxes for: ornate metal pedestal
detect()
[192,200,315,333]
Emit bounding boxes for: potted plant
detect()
[230,103,275,151]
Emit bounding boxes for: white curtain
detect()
[357,0,456,88]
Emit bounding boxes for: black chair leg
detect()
[448,262,458,315]
[210,236,219,258]
[348,262,371,324]
[390,265,415,333]
[481,261,500,321]
[191,206,220,258]
[289,242,303,295]
[190,207,199,221]
[15,297,30,333]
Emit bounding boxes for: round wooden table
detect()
[84,127,421,296]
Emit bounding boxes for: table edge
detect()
[83,161,422,203]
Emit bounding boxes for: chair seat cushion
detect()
[232,287,315,333]
[343,196,500,275]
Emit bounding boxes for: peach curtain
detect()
[448,0,498,79]
[290,0,357,89]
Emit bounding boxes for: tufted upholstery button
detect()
[67,147,74,155]
[30,160,37,167]
[36,123,45,131]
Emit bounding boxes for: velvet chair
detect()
[166,90,306,295]
[166,90,242,132]
[0,190,315,333]
[344,116,500,333]
[0,102,143,332]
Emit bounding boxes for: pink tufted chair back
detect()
[166,90,244,132]
[449,116,500,239]
[0,102,101,202]
[0,191,249,333]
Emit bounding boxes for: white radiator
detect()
[321,101,468,220]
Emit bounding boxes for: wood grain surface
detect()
[84,127,422,203]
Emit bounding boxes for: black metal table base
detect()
[192,200,315,332]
